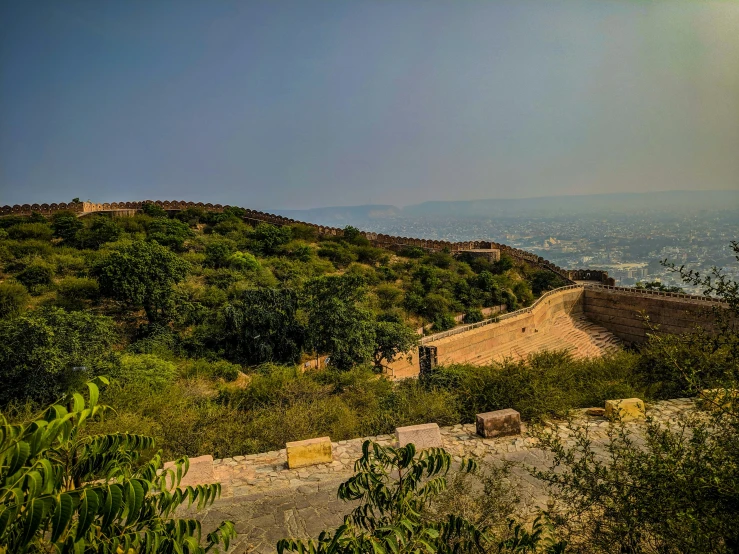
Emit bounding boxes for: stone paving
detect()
[194,398,695,553]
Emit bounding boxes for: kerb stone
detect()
[163,454,214,487]
[605,398,645,421]
[396,423,442,449]
[286,437,333,469]
[476,409,521,438]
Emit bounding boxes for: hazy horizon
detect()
[2,1,738,209]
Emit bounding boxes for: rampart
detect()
[385,284,728,378]
[0,199,613,285]
[582,285,728,343]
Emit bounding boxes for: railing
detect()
[583,284,724,304]
[419,284,584,345]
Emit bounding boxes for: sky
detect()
[1,0,738,210]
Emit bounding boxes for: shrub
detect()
[146,217,193,250]
[0,282,29,318]
[16,262,54,293]
[204,237,237,268]
[51,211,84,242]
[463,308,484,324]
[0,380,235,553]
[182,358,241,382]
[432,312,457,332]
[6,222,53,241]
[250,223,292,254]
[75,216,122,249]
[115,353,177,389]
[56,276,100,308]
[0,307,118,405]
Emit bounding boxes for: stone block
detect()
[396,423,442,449]
[286,437,333,469]
[476,409,521,438]
[604,398,645,421]
[163,454,214,487]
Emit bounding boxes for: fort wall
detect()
[582,285,727,343]
[1,199,608,285]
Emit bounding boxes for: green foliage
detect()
[279,441,565,553]
[342,225,370,246]
[141,201,168,217]
[305,274,376,370]
[146,217,193,250]
[221,288,306,365]
[371,319,418,370]
[530,270,566,296]
[250,223,292,254]
[0,282,29,318]
[16,262,54,293]
[6,222,53,241]
[463,308,484,324]
[432,312,457,332]
[317,241,357,267]
[95,241,190,324]
[115,353,177,389]
[229,250,260,271]
[181,359,241,382]
[0,308,118,405]
[75,216,122,249]
[51,212,84,243]
[56,276,100,309]
[635,280,683,293]
[0,379,236,553]
[204,238,236,268]
[423,350,641,423]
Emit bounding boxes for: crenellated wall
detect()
[1,199,604,284]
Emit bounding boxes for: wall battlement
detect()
[1,199,615,285]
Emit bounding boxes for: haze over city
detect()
[2,0,738,209]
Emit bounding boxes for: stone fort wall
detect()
[385,284,729,377]
[0,199,613,285]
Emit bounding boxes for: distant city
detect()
[288,209,739,295]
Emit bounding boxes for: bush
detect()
[463,308,484,324]
[0,282,29,318]
[204,237,237,267]
[146,217,192,250]
[75,216,122,249]
[182,358,241,382]
[432,312,457,332]
[7,222,53,241]
[0,308,118,405]
[51,211,84,242]
[56,276,100,308]
[16,262,54,293]
[114,353,177,389]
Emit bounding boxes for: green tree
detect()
[530,270,565,296]
[0,282,29,319]
[95,241,190,324]
[221,288,306,365]
[304,274,375,370]
[0,308,118,405]
[51,211,84,243]
[16,263,54,294]
[371,319,418,371]
[75,216,122,249]
[0,379,236,553]
[147,218,193,250]
[250,223,292,255]
[634,280,683,293]
[142,201,168,217]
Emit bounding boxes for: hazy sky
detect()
[1,0,738,209]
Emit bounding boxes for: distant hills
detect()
[274,190,738,225]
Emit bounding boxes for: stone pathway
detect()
[195,398,694,553]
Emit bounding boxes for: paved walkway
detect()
[196,398,694,553]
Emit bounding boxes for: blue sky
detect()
[1,0,737,209]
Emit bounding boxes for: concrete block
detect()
[476,409,521,438]
[604,398,645,421]
[286,436,333,469]
[396,423,442,449]
[163,454,214,487]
